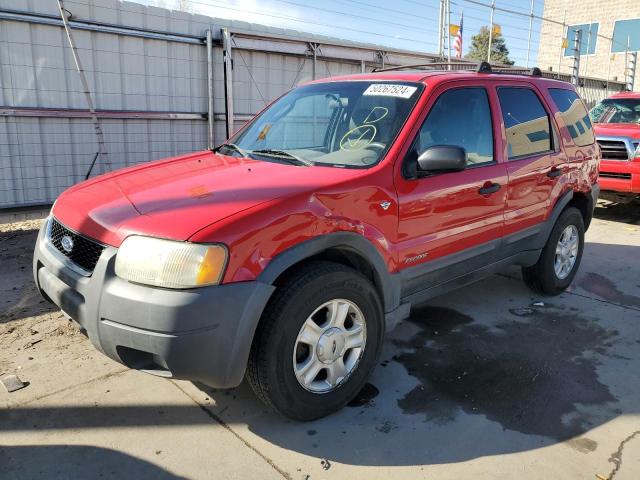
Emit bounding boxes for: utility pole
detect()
[438,0,444,57]
[557,10,567,79]
[525,0,534,67]
[583,23,592,78]
[446,0,452,67]
[206,29,214,150]
[628,52,637,92]
[625,35,636,91]
[487,0,495,63]
[571,28,582,87]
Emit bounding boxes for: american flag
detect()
[453,14,463,59]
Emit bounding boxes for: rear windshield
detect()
[549,88,595,147]
[226,81,423,168]
[589,97,640,124]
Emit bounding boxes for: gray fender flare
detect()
[257,232,400,314]
[533,189,574,250]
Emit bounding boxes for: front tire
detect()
[246,261,383,421]
[522,206,585,295]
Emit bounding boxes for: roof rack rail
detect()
[372,61,544,77]
[372,61,477,72]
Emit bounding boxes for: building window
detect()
[564,23,599,56]
[611,19,640,53]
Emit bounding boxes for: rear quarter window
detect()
[548,88,595,147]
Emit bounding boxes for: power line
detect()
[268,0,442,36]
[456,0,629,50]
[172,0,441,48]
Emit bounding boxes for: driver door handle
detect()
[478,182,501,196]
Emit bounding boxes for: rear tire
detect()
[247,261,384,421]
[522,206,585,295]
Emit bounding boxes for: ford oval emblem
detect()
[61,235,74,253]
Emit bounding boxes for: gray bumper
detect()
[32,220,275,388]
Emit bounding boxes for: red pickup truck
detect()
[591,91,640,201]
[33,63,599,420]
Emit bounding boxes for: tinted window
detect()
[549,88,595,147]
[564,23,599,56]
[497,88,551,159]
[413,88,494,167]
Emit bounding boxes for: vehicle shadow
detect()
[594,198,640,225]
[190,261,637,467]
[0,445,185,480]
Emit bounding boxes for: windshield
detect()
[589,98,640,124]
[224,81,423,168]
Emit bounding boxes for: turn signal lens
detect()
[115,236,228,289]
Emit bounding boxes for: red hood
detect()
[594,123,640,139]
[52,151,361,246]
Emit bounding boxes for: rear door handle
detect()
[478,182,501,195]
[547,167,562,178]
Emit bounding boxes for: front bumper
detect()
[32,219,275,388]
[599,159,640,195]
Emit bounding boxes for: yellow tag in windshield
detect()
[257,123,272,141]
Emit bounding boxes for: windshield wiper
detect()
[251,149,312,166]
[214,143,249,158]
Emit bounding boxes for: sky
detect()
[136,0,546,67]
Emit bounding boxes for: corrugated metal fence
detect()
[0,0,626,209]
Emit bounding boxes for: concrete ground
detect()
[1,200,639,480]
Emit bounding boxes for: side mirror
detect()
[417,145,467,174]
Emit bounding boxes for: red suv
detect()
[591,92,640,201]
[33,63,599,420]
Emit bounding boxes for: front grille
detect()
[597,139,629,160]
[600,172,632,180]
[48,218,105,273]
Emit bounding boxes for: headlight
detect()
[115,236,228,289]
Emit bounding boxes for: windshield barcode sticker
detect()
[363,84,417,98]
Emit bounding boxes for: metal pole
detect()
[628,52,637,92]
[606,51,612,95]
[206,29,214,150]
[487,0,495,63]
[525,0,534,67]
[361,59,366,73]
[311,43,317,80]
[438,0,444,57]
[221,27,234,140]
[571,28,582,87]
[448,0,453,65]
[583,23,592,78]
[625,36,629,90]
[56,0,108,177]
[557,10,566,79]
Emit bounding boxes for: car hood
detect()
[52,150,361,246]
[594,123,640,139]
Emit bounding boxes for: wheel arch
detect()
[257,232,400,314]
[567,190,594,230]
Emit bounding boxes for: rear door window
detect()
[497,88,552,159]
[548,88,595,147]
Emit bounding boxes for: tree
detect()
[465,26,514,65]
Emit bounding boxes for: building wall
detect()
[537,0,640,91]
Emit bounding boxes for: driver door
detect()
[395,82,508,293]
